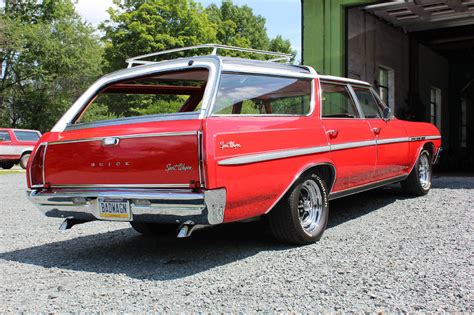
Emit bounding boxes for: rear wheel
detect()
[20,153,30,169]
[401,150,432,196]
[268,173,329,245]
[1,162,15,170]
[130,222,178,236]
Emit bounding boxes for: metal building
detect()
[302,0,474,170]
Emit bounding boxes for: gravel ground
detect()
[0,172,472,312]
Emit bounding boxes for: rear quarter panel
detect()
[203,116,331,223]
[402,121,441,169]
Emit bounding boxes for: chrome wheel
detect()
[418,153,431,189]
[298,179,323,233]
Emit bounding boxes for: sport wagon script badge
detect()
[220,141,241,150]
[166,163,193,172]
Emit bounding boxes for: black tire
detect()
[401,150,432,196]
[268,173,329,245]
[130,222,178,236]
[20,153,30,169]
[1,162,15,170]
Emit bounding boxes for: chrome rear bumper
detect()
[27,188,226,225]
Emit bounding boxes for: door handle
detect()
[326,129,339,138]
[372,127,381,135]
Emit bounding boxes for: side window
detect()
[0,131,11,141]
[212,73,311,115]
[13,131,40,141]
[320,82,359,118]
[352,86,382,118]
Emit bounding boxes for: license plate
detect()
[98,198,131,220]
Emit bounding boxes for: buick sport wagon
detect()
[27,45,441,244]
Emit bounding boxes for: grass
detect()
[0,170,26,175]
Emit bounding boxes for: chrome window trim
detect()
[318,75,371,87]
[350,84,384,119]
[264,162,337,214]
[65,113,200,131]
[221,63,317,79]
[207,71,316,118]
[347,84,366,119]
[319,80,362,119]
[47,131,197,145]
[52,57,221,132]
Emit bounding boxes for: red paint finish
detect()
[27,69,442,225]
[44,135,199,186]
[367,118,410,180]
[322,119,376,192]
[204,116,329,222]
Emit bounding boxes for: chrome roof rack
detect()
[125,44,292,68]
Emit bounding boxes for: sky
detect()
[74,0,302,61]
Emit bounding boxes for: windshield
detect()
[76,69,209,124]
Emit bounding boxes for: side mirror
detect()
[382,107,392,121]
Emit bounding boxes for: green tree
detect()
[101,0,295,71]
[206,0,269,50]
[101,0,217,71]
[0,0,103,131]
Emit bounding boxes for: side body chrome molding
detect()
[218,135,441,166]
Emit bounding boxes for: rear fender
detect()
[265,160,336,214]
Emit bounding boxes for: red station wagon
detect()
[0,128,41,169]
[26,45,441,244]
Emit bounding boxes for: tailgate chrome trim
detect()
[50,184,192,189]
[48,131,198,145]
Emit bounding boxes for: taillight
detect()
[29,143,47,188]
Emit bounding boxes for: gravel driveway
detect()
[1,172,472,312]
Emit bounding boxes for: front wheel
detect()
[20,153,30,169]
[1,162,15,170]
[401,150,432,196]
[268,173,329,245]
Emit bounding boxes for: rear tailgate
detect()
[41,122,202,188]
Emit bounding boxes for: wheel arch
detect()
[265,162,336,214]
[20,150,32,157]
[409,141,435,173]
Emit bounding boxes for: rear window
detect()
[13,131,40,141]
[76,69,209,124]
[212,73,312,115]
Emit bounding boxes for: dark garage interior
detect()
[346,0,474,171]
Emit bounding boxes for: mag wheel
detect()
[130,222,178,236]
[269,173,329,245]
[401,150,432,196]
[20,154,30,169]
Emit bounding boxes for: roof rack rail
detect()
[125,44,292,68]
